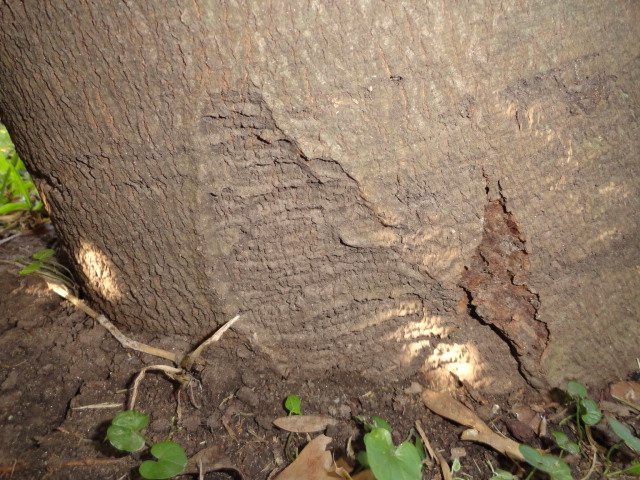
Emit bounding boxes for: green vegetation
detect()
[14,248,74,288]
[355,415,425,480]
[518,380,640,480]
[107,410,187,480]
[0,124,44,228]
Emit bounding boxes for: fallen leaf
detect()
[184,445,242,477]
[352,470,376,480]
[274,435,342,480]
[610,381,640,403]
[422,389,524,461]
[273,415,339,433]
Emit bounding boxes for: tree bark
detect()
[1,1,638,391]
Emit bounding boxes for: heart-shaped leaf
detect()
[364,428,422,480]
[552,431,580,454]
[567,381,588,399]
[107,410,149,452]
[577,398,602,425]
[608,417,640,452]
[519,445,572,480]
[139,441,187,479]
[284,395,302,415]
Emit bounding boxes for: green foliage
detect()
[566,380,602,426]
[284,395,302,415]
[608,417,640,452]
[551,431,580,455]
[0,124,42,220]
[363,427,423,480]
[138,441,188,480]
[487,461,517,480]
[519,444,573,480]
[107,410,186,480]
[15,248,75,288]
[107,410,149,452]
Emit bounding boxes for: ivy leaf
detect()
[567,381,588,399]
[519,444,573,480]
[608,417,640,452]
[364,428,422,480]
[107,410,149,452]
[552,431,580,454]
[138,441,187,479]
[284,395,302,415]
[371,416,392,432]
[577,398,602,425]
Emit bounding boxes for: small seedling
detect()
[284,394,302,416]
[551,431,580,455]
[355,416,424,480]
[487,461,517,480]
[107,410,187,480]
[519,444,572,480]
[451,457,470,480]
[15,249,75,288]
[283,395,303,461]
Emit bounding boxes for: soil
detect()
[1,231,638,480]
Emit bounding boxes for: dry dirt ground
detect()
[1,232,638,480]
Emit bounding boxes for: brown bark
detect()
[0,1,638,391]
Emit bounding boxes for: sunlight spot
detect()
[76,241,121,301]
[425,342,481,383]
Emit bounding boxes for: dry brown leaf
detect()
[422,389,490,433]
[352,470,376,480]
[422,389,524,461]
[184,445,243,477]
[273,415,339,433]
[610,381,640,403]
[274,435,343,480]
[460,428,523,461]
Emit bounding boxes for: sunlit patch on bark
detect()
[76,240,121,301]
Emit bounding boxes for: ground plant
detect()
[107,410,187,480]
[0,124,44,227]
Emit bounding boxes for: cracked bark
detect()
[0,0,638,390]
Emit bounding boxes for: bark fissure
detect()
[460,175,550,388]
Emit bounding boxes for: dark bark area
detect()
[0,1,638,391]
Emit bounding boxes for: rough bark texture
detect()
[0,1,638,391]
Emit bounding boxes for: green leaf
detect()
[519,444,573,480]
[624,459,640,475]
[284,395,302,415]
[552,431,580,454]
[107,410,149,452]
[567,380,588,399]
[414,436,426,462]
[358,450,370,468]
[371,416,392,432]
[578,398,601,425]
[364,428,423,480]
[32,249,55,260]
[19,261,43,275]
[0,201,30,215]
[608,417,640,452]
[138,441,187,479]
[489,470,518,480]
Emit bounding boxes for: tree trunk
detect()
[1,1,638,392]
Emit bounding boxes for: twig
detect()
[129,365,185,411]
[416,420,451,480]
[48,283,180,364]
[180,314,241,370]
